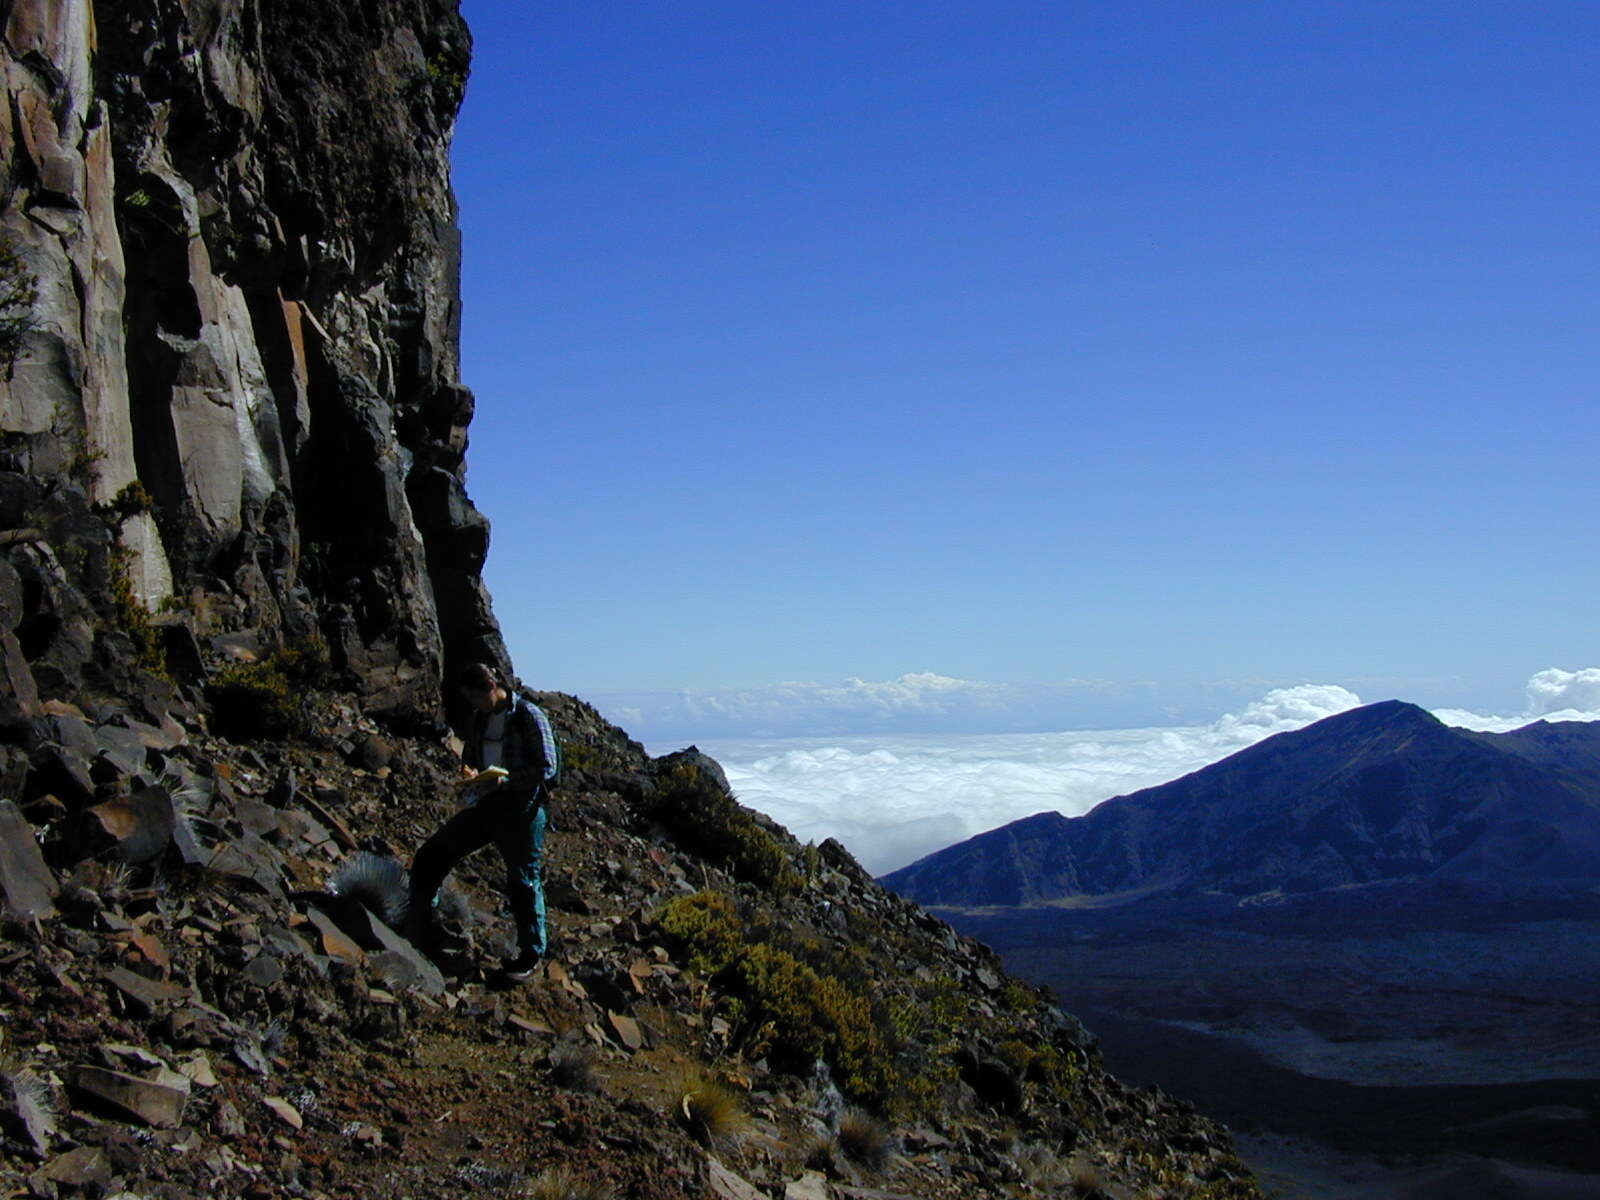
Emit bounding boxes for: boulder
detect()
[89,784,180,864]
[69,1064,190,1128]
[0,800,57,918]
[0,1068,57,1159]
[36,1145,112,1190]
[706,1158,767,1200]
[337,902,444,996]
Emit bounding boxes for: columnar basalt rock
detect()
[0,0,504,725]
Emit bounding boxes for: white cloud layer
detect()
[687,684,1365,876]
[1432,666,1600,733]
[670,670,1600,877]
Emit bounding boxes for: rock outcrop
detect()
[1,0,501,731]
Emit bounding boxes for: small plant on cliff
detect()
[1069,1152,1110,1198]
[547,1039,598,1093]
[106,481,155,517]
[109,545,168,677]
[0,234,38,368]
[205,635,330,741]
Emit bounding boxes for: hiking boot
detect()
[499,949,541,982]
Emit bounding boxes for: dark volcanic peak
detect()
[886,810,1076,908]
[881,701,1600,908]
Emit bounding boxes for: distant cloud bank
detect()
[592,671,1335,741]
[1433,666,1600,732]
[657,669,1600,876]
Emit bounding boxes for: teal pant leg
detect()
[499,799,547,957]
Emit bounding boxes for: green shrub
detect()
[653,764,800,893]
[654,890,900,1109]
[655,889,744,977]
[207,660,300,739]
[204,635,329,740]
[561,741,601,771]
[1000,981,1038,1012]
[108,546,167,677]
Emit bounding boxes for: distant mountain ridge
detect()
[880,701,1600,907]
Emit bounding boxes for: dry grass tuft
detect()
[1015,1141,1071,1191]
[525,1165,617,1200]
[1069,1151,1109,1197]
[674,1070,748,1148]
[547,1039,599,1093]
[835,1107,895,1172]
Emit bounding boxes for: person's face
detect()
[461,682,498,713]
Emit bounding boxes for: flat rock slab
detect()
[0,1069,57,1159]
[263,1096,303,1129]
[785,1171,833,1200]
[93,723,149,778]
[344,906,444,995]
[306,906,365,963]
[102,966,187,1016]
[38,1145,111,1189]
[0,800,56,918]
[89,785,178,864]
[607,1010,644,1051]
[202,830,286,893]
[706,1158,767,1200]
[70,1065,189,1128]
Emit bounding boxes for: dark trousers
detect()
[409,789,547,957]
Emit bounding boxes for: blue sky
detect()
[451,2,1597,729]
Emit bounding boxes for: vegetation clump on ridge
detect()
[651,761,802,893]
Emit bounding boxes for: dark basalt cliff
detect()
[882,701,1600,908]
[1,0,500,731]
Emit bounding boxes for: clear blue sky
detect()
[451,1,1597,721]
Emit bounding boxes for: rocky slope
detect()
[0,3,1262,1198]
[880,701,1600,907]
[0,689,1262,1199]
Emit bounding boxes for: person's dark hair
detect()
[458,662,500,694]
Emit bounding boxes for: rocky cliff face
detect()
[1,0,502,732]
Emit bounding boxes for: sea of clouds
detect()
[644,668,1600,877]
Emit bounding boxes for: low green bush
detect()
[204,634,330,740]
[654,764,800,893]
[656,890,902,1110]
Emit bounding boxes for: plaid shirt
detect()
[466,697,559,793]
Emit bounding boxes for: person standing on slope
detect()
[408,662,560,981]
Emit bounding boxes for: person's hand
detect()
[458,766,508,796]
